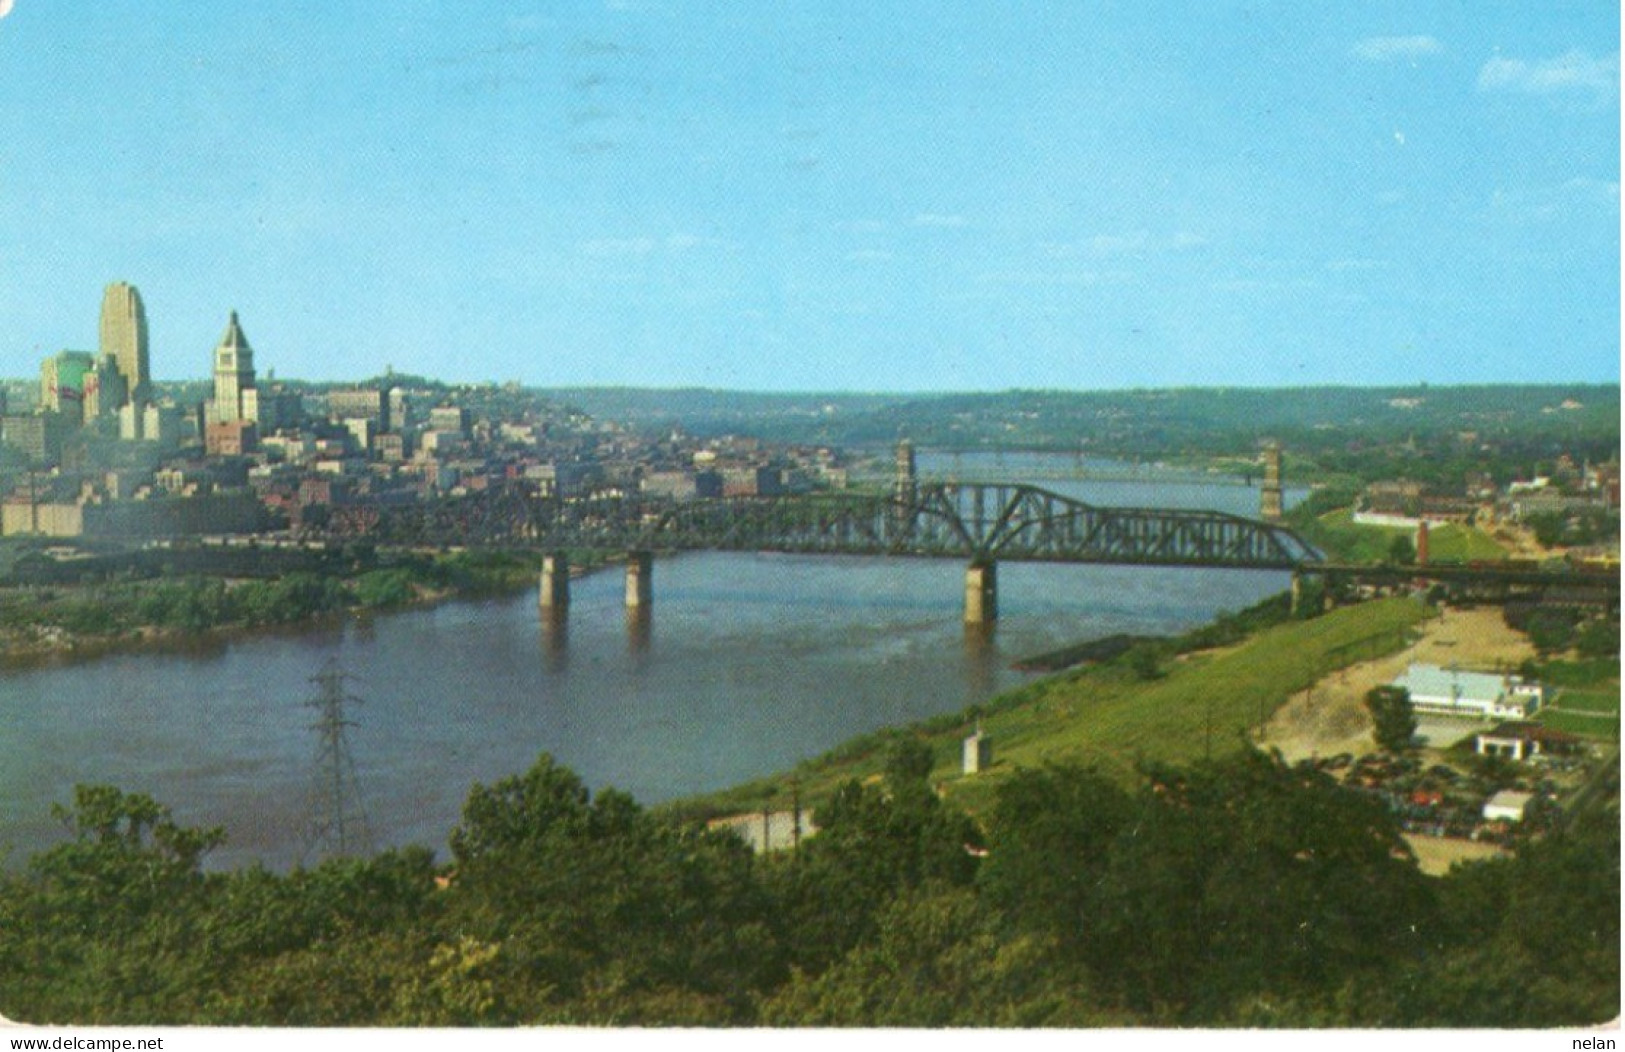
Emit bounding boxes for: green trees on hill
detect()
[444,755,780,1023]
[980,753,1436,1022]
[0,748,1615,1027]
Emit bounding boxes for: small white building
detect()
[962,728,994,775]
[1482,790,1535,823]
[1391,663,1543,720]
[1475,721,1581,762]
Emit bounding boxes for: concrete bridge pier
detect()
[539,552,570,612]
[540,609,569,672]
[964,560,998,624]
[625,550,653,609]
[1290,570,1305,616]
[626,607,652,654]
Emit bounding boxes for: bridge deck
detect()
[325,482,1321,571]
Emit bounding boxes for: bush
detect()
[1576,620,1620,660]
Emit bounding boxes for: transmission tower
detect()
[301,658,374,863]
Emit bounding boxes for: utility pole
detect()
[302,658,374,864]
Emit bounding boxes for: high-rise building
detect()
[40,351,95,418]
[328,388,389,432]
[82,354,128,423]
[211,311,258,424]
[99,282,150,407]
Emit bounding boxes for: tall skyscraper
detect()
[211,310,258,423]
[98,282,150,406]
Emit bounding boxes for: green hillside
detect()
[677,597,1433,819]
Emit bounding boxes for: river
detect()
[0,454,1305,870]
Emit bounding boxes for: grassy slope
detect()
[673,598,1433,820]
[1306,509,1509,564]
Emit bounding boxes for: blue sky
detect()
[0,2,1616,390]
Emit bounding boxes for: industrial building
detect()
[1390,663,1544,720]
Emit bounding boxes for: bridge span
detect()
[502,481,1319,624]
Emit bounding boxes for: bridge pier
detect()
[1290,570,1304,616]
[626,606,652,654]
[540,608,569,672]
[539,552,570,611]
[964,560,997,624]
[625,550,653,609]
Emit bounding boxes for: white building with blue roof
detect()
[1391,663,1544,720]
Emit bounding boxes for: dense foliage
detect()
[0,745,1614,1028]
[0,549,556,648]
[1365,686,1418,753]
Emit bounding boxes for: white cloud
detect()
[1352,35,1443,62]
[913,213,968,228]
[1477,49,1619,98]
[0,0,14,19]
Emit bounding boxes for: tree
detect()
[771,743,983,977]
[1123,640,1166,680]
[1387,533,1416,566]
[1576,618,1618,659]
[1365,685,1416,752]
[762,885,1111,1026]
[0,786,227,1024]
[1083,751,1437,1021]
[446,754,781,1022]
[882,736,935,789]
[979,764,1133,952]
[1526,610,1579,654]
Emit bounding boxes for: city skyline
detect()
[0,3,1617,391]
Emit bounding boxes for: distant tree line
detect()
[0,550,548,642]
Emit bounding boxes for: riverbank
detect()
[665,595,1434,822]
[0,550,611,671]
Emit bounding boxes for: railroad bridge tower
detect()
[1260,441,1284,522]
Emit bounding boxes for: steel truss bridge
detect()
[325,481,1320,570]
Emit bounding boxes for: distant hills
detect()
[544,384,1620,457]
